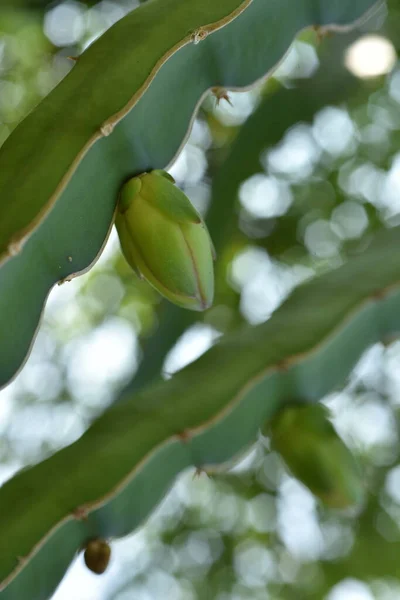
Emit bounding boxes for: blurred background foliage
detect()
[2,1,400,599]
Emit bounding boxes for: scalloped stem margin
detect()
[0,0,380,393]
[1,223,400,599]
[0,0,251,264]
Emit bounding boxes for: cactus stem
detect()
[211,87,233,106]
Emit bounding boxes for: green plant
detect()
[2,1,399,599]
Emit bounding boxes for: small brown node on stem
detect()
[372,288,387,302]
[276,359,290,372]
[67,56,79,62]
[312,25,333,43]
[211,87,233,107]
[72,505,89,520]
[191,27,208,45]
[176,429,192,443]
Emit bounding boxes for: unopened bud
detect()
[116,170,214,311]
[267,404,364,509]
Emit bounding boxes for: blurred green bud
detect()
[115,170,214,311]
[83,539,111,575]
[267,404,364,509]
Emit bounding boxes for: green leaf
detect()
[0,0,378,389]
[1,223,400,599]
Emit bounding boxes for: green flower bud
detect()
[267,404,364,509]
[115,170,214,311]
[83,539,111,574]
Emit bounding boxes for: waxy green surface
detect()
[0,0,379,388]
[1,222,400,599]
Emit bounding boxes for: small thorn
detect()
[211,87,233,107]
[312,25,333,43]
[16,555,27,566]
[58,275,73,286]
[68,256,72,262]
[193,467,209,479]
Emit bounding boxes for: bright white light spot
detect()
[265,124,320,181]
[163,324,220,376]
[327,578,374,600]
[381,153,400,217]
[0,463,21,486]
[231,247,313,324]
[247,494,276,533]
[345,35,396,79]
[331,201,368,240]
[385,465,400,504]
[332,398,397,451]
[384,341,400,404]
[360,123,389,148]
[239,174,292,218]
[44,2,86,47]
[67,318,137,405]
[234,543,276,587]
[313,107,357,156]
[168,145,207,184]
[274,41,319,80]
[304,219,341,258]
[52,552,113,600]
[278,477,323,560]
[340,162,385,206]
[184,182,211,216]
[0,80,24,112]
[21,362,62,402]
[0,385,13,434]
[351,344,384,391]
[186,532,213,565]
[389,70,400,103]
[96,226,120,266]
[188,119,212,150]
[322,522,354,560]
